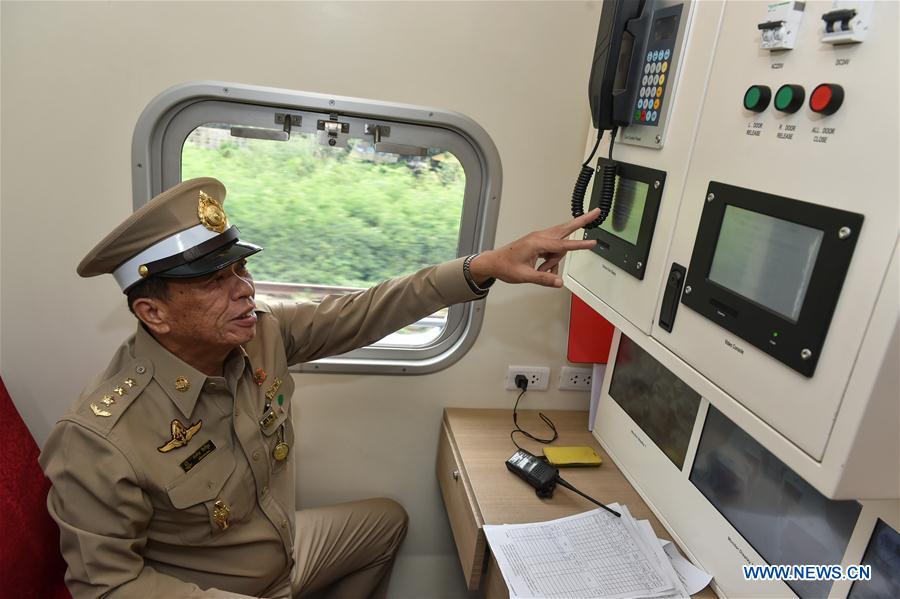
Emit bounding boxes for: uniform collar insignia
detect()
[158,418,203,452]
[134,325,206,419]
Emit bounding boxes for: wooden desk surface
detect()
[442,407,716,598]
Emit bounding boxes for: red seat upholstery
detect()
[0,376,71,599]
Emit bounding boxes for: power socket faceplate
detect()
[505,366,550,391]
[559,366,593,391]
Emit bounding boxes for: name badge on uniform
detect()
[179,440,216,472]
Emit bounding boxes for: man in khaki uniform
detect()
[40,178,599,598]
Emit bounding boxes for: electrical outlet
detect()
[505,366,550,391]
[559,366,593,391]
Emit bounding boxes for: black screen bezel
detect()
[607,333,701,470]
[681,181,863,377]
[848,518,900,598]
[584,158,666,280]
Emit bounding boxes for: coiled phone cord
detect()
[571,127,619,229]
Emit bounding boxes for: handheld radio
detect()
[505,448,622,517]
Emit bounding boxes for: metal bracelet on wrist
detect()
[463,254,495,295]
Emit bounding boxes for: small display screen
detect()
[599,178,649,246]
[608,334,701,470]
[653,15,679,41]
[708,205,824,322]
[848,519,900,599]
[690,407,861,599]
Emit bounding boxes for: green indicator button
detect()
[743,85,770,113]
[772,331,779,338]
[774,84,805,113]
[745,87,760,107]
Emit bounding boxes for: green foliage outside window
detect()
[182,129,466,289]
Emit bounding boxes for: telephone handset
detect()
[573,0,676,228]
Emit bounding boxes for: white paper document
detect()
[660,540,713,596]
[483,504,700,599]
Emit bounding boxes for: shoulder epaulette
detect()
[66,358,154,436]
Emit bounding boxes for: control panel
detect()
[652,0,898,477]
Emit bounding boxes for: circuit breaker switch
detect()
[810,84,845,115]
[758,1,804,50]
[821,1,873,44]
[774,84,805,113]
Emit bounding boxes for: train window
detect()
[132,83,502,374]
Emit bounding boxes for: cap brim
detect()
[156,240,263,279]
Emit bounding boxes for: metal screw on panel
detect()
[328,138,336,146]
[329,99,335,106]
[452,470,459,480]
[655,135,662,144]
[707,193,715,202]
[800,349,813,360]
[636,261,643,270]
[684,285,692,295]
[653,180,661,189]
[838,226,852,239]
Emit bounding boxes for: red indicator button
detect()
[810,83,844,115]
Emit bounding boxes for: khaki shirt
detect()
[41,259,483,598]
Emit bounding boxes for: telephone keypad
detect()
[635,51,673,126]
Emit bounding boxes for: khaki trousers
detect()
[291,498,409,599]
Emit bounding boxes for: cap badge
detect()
[198,190,229,233]
[157,418,202,452]
[175,376,190,392]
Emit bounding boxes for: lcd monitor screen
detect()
[690,407,861,599]
[600,178,649,246]
[708,205,823,322]
[848,519,900,599]
[607,334,701,469]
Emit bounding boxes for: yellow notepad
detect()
[543,446,602,467]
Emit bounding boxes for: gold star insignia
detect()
[113,386,126,396]
[101,394,116,406]
[157,419,203,452]
[124,378,136,388]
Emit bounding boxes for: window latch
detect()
[366,123,428,156]
[230,113,300,142]
[316,114,350,148]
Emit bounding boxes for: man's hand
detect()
[469,208,600,288]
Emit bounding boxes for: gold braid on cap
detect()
[198,190,229,233]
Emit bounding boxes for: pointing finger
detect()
[547,208,602,238]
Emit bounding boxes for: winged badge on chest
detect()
[158,419,203,453]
